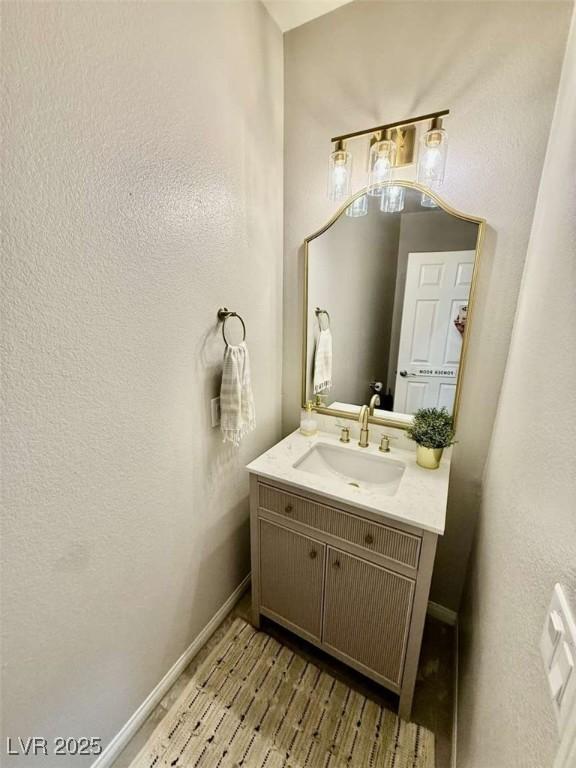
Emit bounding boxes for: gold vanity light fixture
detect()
[417,116,448,207]
[327,139,352,202]
[328,109,449,204]
[367,129,396,196]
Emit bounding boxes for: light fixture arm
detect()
[330,109,449,144]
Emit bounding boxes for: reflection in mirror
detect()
[304,184,482,425]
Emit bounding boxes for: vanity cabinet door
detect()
[259,519,325,640]
[323,547,415,686]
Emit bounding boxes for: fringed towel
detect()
[313,328,333,394]
[220,341,255,447]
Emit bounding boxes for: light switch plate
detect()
[542,584,576,734]
[542,609,565,669]
[556,643,575,705]
[210,397,221,428]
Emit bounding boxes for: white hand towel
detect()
[220,341,256,447]
[313,328,333,394]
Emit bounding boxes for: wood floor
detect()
[111,590,455,768]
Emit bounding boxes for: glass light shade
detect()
[417,126,448,189]
[420,193,439,208]
[367,139,396,196]
[346,194,368,217]
[380,185,405,213]
[327,147,352,201]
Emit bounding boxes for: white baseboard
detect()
[91,574,251,768]
[427,600,458,626]
[451,621,459,768]
[426,601,459,765]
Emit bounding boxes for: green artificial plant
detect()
[406,407,455,449]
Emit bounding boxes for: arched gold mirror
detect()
[302,181,485,429]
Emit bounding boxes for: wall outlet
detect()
[210,397,221,428]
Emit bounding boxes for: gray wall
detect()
[306,204,401,406]
[283,0,571,610]
[1,2,282,763]
[458,10,576,767]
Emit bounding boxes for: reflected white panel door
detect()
[394,251,475,414]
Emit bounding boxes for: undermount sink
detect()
[293,442,406,495]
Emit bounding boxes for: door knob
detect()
[364,534,374,545]
[332,559,341,569]
[309,550,317,560]
[399,370,418,378]
[285,504,293,514]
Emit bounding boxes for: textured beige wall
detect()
[458,10,576,767]
[283,0,571,609]
[1,2,282,763]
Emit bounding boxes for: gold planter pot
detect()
[416,445,444,470]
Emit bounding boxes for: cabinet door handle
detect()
[332,559,341,569]
[309,549,317,560]
[364,534,374,545]
[285,504,293,514]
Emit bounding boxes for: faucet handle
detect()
[379,433,398,453]
[336,422,350,443]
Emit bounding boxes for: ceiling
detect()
[262,0,355,32]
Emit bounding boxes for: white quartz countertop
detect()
[246,429,450,535]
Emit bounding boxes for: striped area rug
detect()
[130,618,434,768]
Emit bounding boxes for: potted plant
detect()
[407,407,455,469]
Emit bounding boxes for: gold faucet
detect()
[358,395,380,448]
[358,406,369,447]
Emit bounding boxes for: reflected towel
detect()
[313,328,333,394]
[220,341,256,447]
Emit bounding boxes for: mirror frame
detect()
[301,180,486,431]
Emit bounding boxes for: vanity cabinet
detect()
[323,548,415,687]
[249,474,438,721]
[259,519,325,640]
